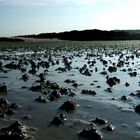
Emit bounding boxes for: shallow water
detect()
[0,40,140,140]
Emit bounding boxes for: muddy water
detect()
[0,41,140,140]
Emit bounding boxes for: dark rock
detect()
[60,113,66,121]
[79,127,103,140]
[64,79,75,83]
[104,88,112,93]
[83,68,92,76]
[128,68,132,72]
[69,92,76,97]
[51,117,63,126]
[79,65,91,76]
[128,72,137,77]
[129,92,135,96]
[81,90,96,95]
[100,71,107,75]
[108,66,117,73]
[22,115,32,120]
[104,124,115,131]
[121,95,129,101]
[121,69,126,72]
[39,73,46,82]
[5,109,15,115]
[95,67,98,72]
[51,113,66,126]
[135,91,140,97]
[4,63,21,70]
[49,90,61,101]
[60,100,78,112]
[21,74,29,82]
[63,57,72,70]
[21,86,28,89]
[90,83,95,86]
[91,117,108,125]
[59,88,70,95]
[55,67,67,72]
[0,112,5,118]
[106,77,120,87]
[101,59,108,65]
[9,103,21,110]
[72,83,78,88]
[0,84,7,94]
[29,68,36,75]
[20,68,26,73]
[135,104,140,113]
[35,96,47,103]
[125,82,130,87]
[0,97,9,107]
[30,84,42,91]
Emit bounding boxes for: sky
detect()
[0,0,140,37]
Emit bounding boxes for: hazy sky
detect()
[0,0,140,36]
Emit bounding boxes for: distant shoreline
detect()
[1,28,140,42]
[18,29,140,41]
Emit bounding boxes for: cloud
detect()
[0,0,96,6]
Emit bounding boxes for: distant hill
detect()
[19,29,140,41]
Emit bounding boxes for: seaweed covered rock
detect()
[44,80,60,89]
[60,100,78,112]
[79,127,103,140]
[0,121,26,139]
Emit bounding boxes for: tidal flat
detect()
[0,40,140,140]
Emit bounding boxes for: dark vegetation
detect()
[19,29,140,41]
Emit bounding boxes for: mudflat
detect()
[0,40,140,140]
